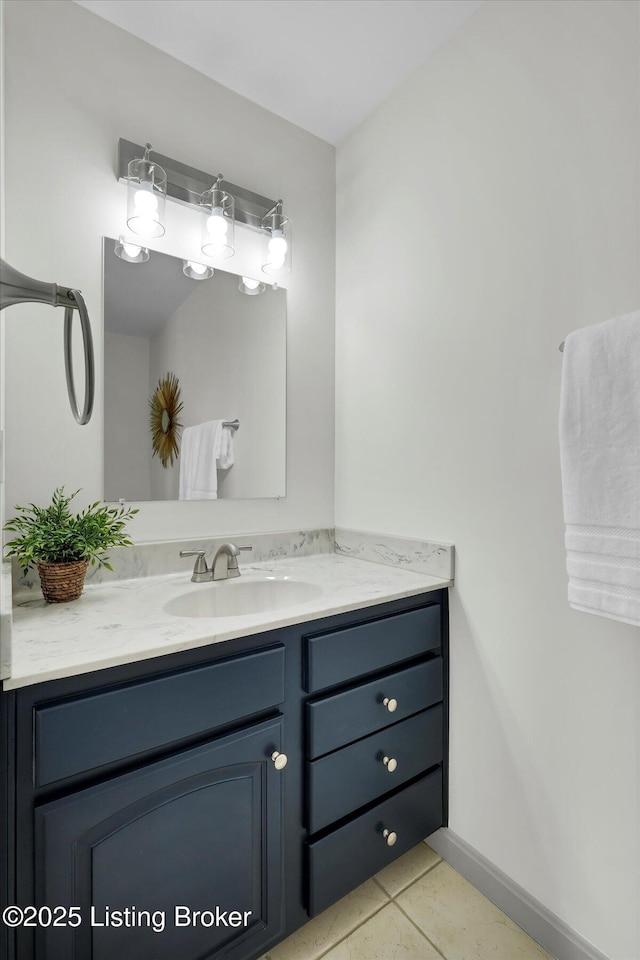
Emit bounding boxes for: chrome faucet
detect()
[212,542,252,581]
[180,542,252,582]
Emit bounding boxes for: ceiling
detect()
[75,0,484,144]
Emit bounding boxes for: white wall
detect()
[2,0,334,540]
[104,331,151,502]
[336,1,639,957]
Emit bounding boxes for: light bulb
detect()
[268,230,287,261]
[188,261,208,275]
[115,236,149,263]
[134,181,158,215]
[242,277,260,290]
[207,207,228,237]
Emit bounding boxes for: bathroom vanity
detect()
[1,556,449,960]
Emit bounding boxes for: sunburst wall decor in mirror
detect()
[149,372,183,468]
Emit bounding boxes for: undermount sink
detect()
[163,576,324,619]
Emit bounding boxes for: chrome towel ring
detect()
[0,258,95,425]
[64,290,94,425]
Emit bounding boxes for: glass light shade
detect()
[200,185,235,259]
[238,276,266,296]
[261,208,292,277]
[126,155,167,239]
[114,235,150,263]
[183,260,214,280]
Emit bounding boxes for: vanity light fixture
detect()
[261,200,292,277]
[116,140,292,276]
[183,260,214,280]
[200,175,235,259]
[114,236,150,263]
[238,276,266,296]
[125,143,167,239]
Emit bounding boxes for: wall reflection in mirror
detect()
[103,239,286,501]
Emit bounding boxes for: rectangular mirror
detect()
[103,239,286,501]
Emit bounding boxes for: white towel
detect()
[217,424,235,470]
[559,310,640,627]
[179,420,223,500]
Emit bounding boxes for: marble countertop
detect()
[6,554,451,690]
[0,562,12,681]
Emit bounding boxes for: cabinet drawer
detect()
[308,768,443,916]
[307,657,443,759]
[34,645,285,787]
[307,705,442,833]
[305,604,440,694]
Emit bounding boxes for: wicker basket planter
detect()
[4,489,137,603]
[37,559,89,603]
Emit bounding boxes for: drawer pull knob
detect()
[382,697,398,712]
[382,828,397,847]
[271,751,288,771]
[382,755,398,773]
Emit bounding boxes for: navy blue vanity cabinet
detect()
[11,641,292,960]
[0,674,13,960]
[3,588,448,960]
[304,596,449,916]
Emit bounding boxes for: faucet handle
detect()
[231,545,253,559]
[180,549,206,559]
[226,544,252,572]
[179,550,209,581]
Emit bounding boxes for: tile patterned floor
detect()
[261,843,554,960]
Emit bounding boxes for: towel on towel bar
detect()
[559,310,640,627]
[178,420,235,500]
[217,422,235,470]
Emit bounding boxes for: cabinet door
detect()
[33,717,284,960]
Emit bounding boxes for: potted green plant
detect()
[3,487,138,603]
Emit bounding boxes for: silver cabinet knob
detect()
[382,697,398,712]
[382,828,397,847]
[271,751,288,771]
[382,755,398,772]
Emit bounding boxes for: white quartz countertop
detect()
[6,554,451,690]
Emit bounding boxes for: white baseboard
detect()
[427,828,610,960]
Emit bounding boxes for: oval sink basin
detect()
[164,577,323,619]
